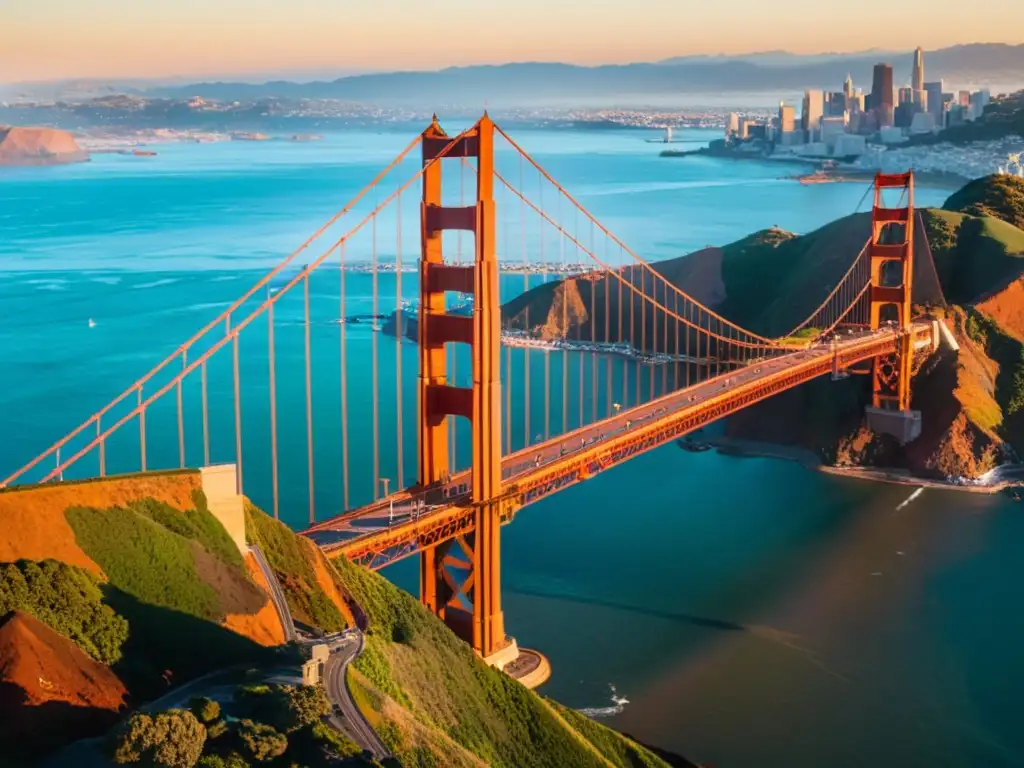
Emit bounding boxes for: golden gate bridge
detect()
[2,115,938,667]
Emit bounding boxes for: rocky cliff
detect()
[0,126,88,166]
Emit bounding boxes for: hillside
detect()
[0,473,684,766]
[0,472,321,759]
[0,610,127,758]
[331,556,675,768]
[503,174,1024,480]
[0,126,88,166]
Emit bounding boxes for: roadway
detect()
[306,323,935,564]
[248,545,298,643]
[323,630,391,760]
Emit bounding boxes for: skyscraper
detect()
[871,63,895,127]
[802,90,824,140]
[912,47,925,91]
[844,74,855,101]
[925,80,944,124]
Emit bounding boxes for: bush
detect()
[110,709,206,768]
[279,685,330,732]
[189,697,221,725]
[237,720,287,763]
[0,559,128,664]
[198,755,249,768]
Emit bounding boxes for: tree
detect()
[189,697,221,724]
[198,755,250,768]
[280,685,330,732]
[0,559,129,664]
[237,720,287,763]
[111,709,206,768]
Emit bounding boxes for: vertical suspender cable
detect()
[395,191,404,491]
[177,351,185,468]
[232,335,242,494]
[304,273,315,525]
[97,419,106,478]
[201,360,209,467]
[541,174,550,441]
[590,221,597,423]
[372,204,380,499]
[268,297,280,519]
[521,154,530,448]
[340,242,350,510]
[138,385,147,472]
[576,206,583,427]
[560,192,568,436]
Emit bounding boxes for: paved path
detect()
[323,630,391,759]
[248,544,297,642]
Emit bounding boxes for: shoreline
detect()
[661,147,968,189]
[688,436,1022,494]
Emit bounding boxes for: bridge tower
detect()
[417,116,511,663]
[865,171,922,443]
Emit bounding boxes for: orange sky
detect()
[2,0,1022,82]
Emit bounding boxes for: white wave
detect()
[90,276,122,285]
[577,684,629,719]
[895,487,924,510]
[134,278,180,289]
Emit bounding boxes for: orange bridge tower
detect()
[865,171,922,443]
[416,115,514,665]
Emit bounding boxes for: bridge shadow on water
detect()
[505,585,746,632]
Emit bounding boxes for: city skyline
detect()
[2,0,1024,82]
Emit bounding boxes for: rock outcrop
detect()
[0,126,88,166]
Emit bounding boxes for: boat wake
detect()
[577,684,629,719]
[895,488,924,510]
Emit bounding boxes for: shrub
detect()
[198,755,249,768]
[237,720,287,763]
[110,709,206,768]
[189,697,221,724]
[278,685,330,732]
[0,559,128,664]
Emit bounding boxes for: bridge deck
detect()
[305,323,935,569]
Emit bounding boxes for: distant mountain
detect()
[155,44,1024,106]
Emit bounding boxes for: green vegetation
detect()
[332,555,671,768]
[237,720,288,762]
[0,559,128,664]
[554,703,671,768]
[135,493,243,569]
[116,681,373,768]
[190,698,221,725]
[243,503,346,632]
[66,501,221,621]
[946,173,1024,230]
[110,709,206,768]
[64,498,273,696]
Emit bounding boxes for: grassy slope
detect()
[63,496,274,695]
[331,554,671,768]
[243,503,349,632]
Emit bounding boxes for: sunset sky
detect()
[3,0,1023,83]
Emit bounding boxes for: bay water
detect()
[2,126,1022,767]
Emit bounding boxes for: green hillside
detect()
[332,555,673,768]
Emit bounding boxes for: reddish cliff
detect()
[0,126,88,166]
[0,611,127,755]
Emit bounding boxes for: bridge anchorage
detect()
[4,113,940,679]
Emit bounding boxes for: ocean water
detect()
[3,126,1023,768]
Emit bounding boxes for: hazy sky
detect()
[3,0,1023,82]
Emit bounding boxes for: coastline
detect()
[661,146,968,189]
[688,436,1022,494]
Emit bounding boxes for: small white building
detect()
[880,126,905,145]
